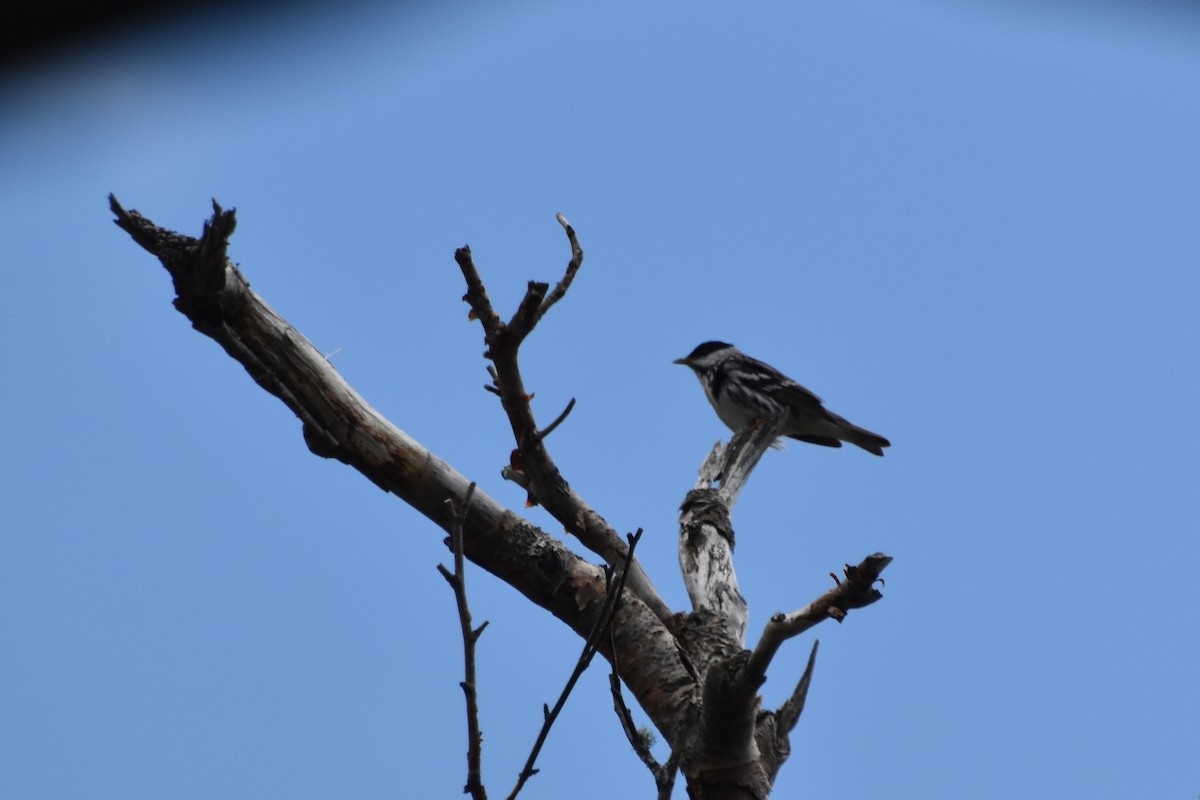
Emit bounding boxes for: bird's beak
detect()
[672,357,691,366]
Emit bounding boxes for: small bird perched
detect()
[674,341,891,456]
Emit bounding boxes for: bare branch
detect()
[507,531,644,800]
[114,197,894,798]
[111,198,695,760]
[534,397,576,442]
[456,245,502,340]
[438,484,488,800]
[509,281,550,344]
[713,410,790,508]
[535,213,583,322]
[112,195,245,324]
[676,413,787,642]
[693,438,728,487]
[744,553,891,683]
[609,670,662,776]
[691,552,888,793]
[454,226,671,623]
[609,651,681,798]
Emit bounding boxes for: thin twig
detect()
[506,530,643,800]
[610,638,680,798]
[609,671,661,775]
[536,213,583,322]
[438,484,488,800]
[534,397,576,442]
[455,246,502,339]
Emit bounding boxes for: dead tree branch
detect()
[113,195,893,799]
[609,655,681,798]
[609,670,662,776]
[453,223,670,623]
[710,411,792,508]
[535,213,582,323]
[534,397,576,443]
[507,530,643,800]
[109,197,694,755]
[677,412,788,644]
[705,554,890,787]
[437,484,488,800]
[744,553,892,685]
[672,401,892,794]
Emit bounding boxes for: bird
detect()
[673,341,891,456]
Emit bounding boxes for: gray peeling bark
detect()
[111,196,890,799]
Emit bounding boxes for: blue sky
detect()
[2,1,1198,797]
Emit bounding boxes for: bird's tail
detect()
[837,417,891,457]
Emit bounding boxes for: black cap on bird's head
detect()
[673,341,735,366]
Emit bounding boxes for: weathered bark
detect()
[111,196,890,799]
[677,412,787,644]
[109,197,694,739]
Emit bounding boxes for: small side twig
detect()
[535,213,583,322]
[438,484,489,800]
[506,530,643,800]
[609,643,679,797]
[609,671,660,776]
[534,397,576,442]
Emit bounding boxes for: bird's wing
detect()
[772,377,826,410]
[728,354,827,412]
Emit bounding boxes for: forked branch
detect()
[113,195,894,799]
[109,195,692,754]
[454,221,670,623]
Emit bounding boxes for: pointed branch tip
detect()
[534,397,576,442]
